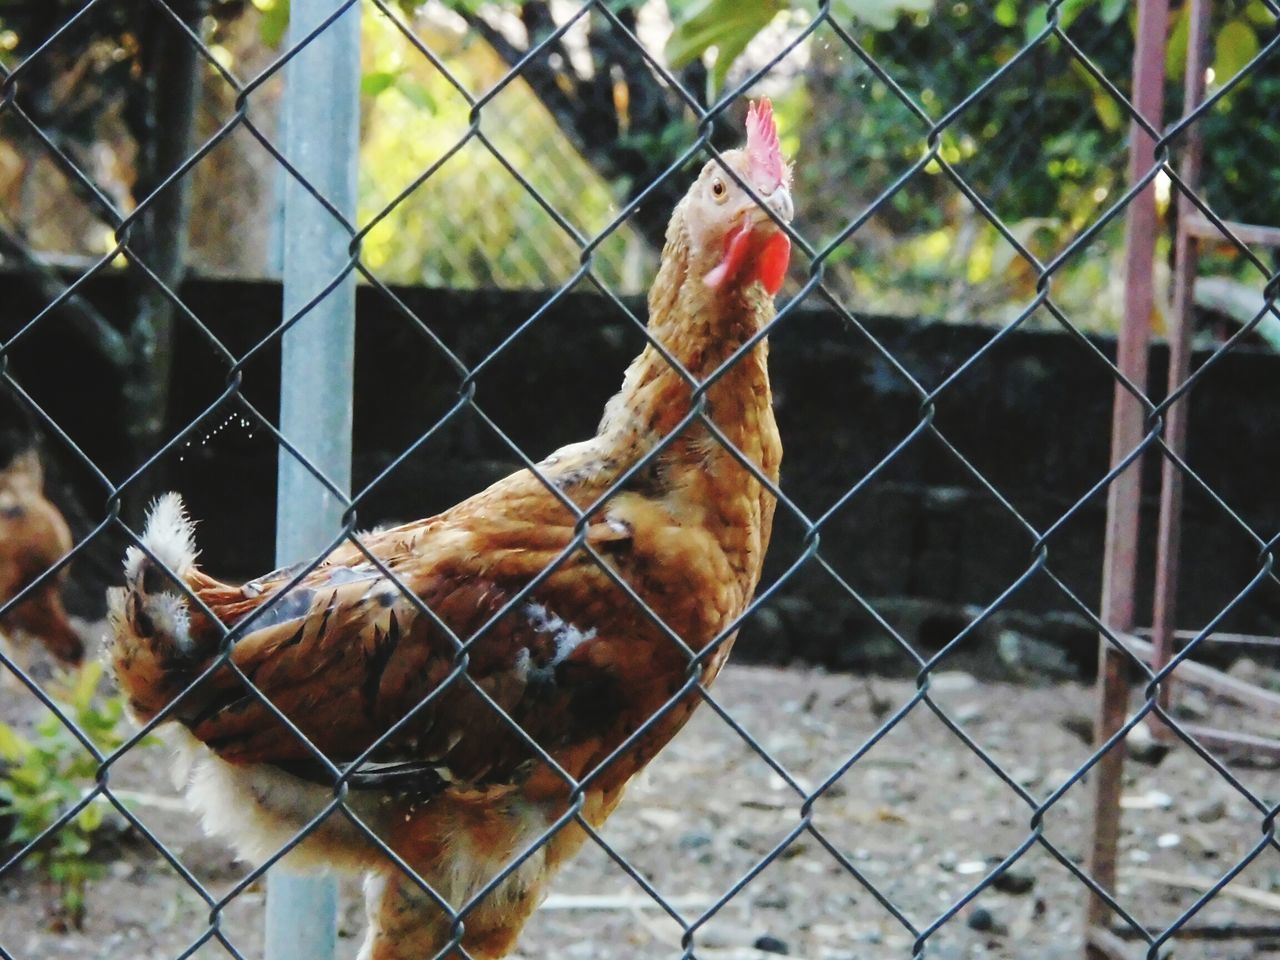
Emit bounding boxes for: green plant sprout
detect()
[0,661,155,929]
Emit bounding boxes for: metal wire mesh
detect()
[2,1,1280,958]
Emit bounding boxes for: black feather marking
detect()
[141,563,175,596]
[203,732,256,753]
[274,758,451,795]
[362,610,402,718]
[316,591,338,639]
[278,620,308,650]
[130,594,154,638]
[562,662,623,733]
[184,691,254,730]
[621,459,669,498]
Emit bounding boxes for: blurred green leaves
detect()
[1167,3,1267,87]
[667,0,936,94]
[666,0,784,94]
[831,0,936,30]
[252,0,289,47]
[1214,19,1261,83]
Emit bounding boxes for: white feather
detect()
[523,602,597,664]
[126,492,198,582]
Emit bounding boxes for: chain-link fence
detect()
[2,1,1280,959]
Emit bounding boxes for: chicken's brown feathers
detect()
[106,100,793,960]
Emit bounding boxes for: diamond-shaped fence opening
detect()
[2,2,1280,959]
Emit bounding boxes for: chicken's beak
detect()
[704,185,794,295]
[755,184,794,227]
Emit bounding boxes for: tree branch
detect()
[466,12,585,144]
[118,0,206,523]
[464,7,704,250]
[0,216,131,371]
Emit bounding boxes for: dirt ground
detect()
[3,660,1279,960]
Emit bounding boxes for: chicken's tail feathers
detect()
[107,493,211,722]
[125,491,199,585]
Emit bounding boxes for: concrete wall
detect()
[4,272,1278,675]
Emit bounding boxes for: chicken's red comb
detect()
[746,98,785,193]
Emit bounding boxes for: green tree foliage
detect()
[1187,5,1280,227]
[667,0,935,93]
[2,1,1277,324]
[356,9,651,290]
[759,0,1279,326]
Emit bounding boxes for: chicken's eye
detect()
[710,178,728,202]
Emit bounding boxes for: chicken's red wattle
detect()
[756,230,791,296]
[705,223,791,295]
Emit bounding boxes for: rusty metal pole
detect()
[1150,0,1211,724]
[1084,0,1170,952]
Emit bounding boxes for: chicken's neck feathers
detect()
[598,213,777,468]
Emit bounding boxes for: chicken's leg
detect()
[360,870,538,960]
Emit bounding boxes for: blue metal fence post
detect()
[266,0,361,957]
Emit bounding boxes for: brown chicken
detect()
[107,100,793,959]
[0,448,83,665]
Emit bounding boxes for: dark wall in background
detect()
[4,271,1278,676]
